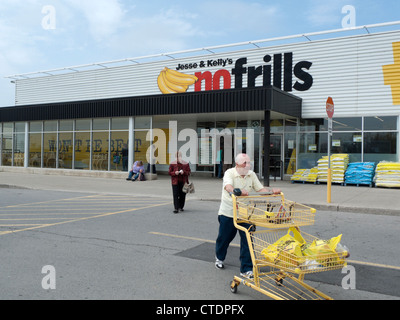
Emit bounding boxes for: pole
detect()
[326,97,334,204]
[327,128,331,203]
[264,110,271,187]
[327,117,332,203]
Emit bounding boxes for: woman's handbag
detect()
[182,181,195,194]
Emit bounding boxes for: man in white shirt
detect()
[215,153,281,278]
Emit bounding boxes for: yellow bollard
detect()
[327,168,332,203]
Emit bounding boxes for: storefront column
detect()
[149,117,154,174]
[128,117,134,171]
[24,122,29,168]
[263,110,271,187]
[398,116,400,162]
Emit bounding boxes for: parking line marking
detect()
[0,197,171,236]
[149,231,400,271]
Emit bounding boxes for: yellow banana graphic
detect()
[157,67,198,94]
[164,67,198,86]
[157,71,176,94]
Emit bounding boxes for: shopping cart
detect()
[229,193,349,300]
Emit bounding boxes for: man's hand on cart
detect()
[226,185,281,197]
[260,187,281,195]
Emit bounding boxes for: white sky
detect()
[0,0,399,107]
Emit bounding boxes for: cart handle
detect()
[230,191,283,197]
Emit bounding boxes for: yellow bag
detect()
[261,228,305,267]
[302,234,343,266]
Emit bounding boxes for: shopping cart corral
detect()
[230,193,350,300]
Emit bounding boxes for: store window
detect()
[43,121,57,168]
[270,119,284,133]
[59,120,73,132]
[300,119,327,132]
[92,131,109,171]
[2,123,13,167]
[43,132,57,168]
[59,132,73,169]
[133,130,149,169]
[298,132,328,168]
[196,121,215,173]
[44,121,57,132]
[30,122,43,132]
[332,118,361,131]
[284,133,297,174]
[76,119,91,131]
[364,132,397,162]
[237,119,260,174]
[111,117,129,130]
[284,119,297,132]
[93,118,109,131]
[29,122,42,168]
[29,133,42,168]
[110,131,128,172]
[110,117,129,171]
[364,116,397,130]
[135,117,151,129]
[74,132,90,170]
[13,123,25,167]
[331,132,362,163]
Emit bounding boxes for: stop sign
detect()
[326,97,334,118]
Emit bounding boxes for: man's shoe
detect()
[173,210,178,213]
[215,258,224,270]
[179,208,184,212]
[240,271,254,279]
[126,178,131,181]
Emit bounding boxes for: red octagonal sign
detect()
[326,97,334,118]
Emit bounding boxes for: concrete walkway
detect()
[0,168,399,215]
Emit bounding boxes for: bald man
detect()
[215,153,281,278]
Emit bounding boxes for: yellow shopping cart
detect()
[230,193,349,300]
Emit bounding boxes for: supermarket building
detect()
[1,22,399,185]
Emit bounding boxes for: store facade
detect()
[1,24,399,183]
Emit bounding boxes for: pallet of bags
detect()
[317,156,329,182]
[291,167,318,183]
[291,169,307,181]
[344,162,375,186]
[374,161,400,188]
[331,154,349,183]
[304,167,318,183]
[317,154,349,183]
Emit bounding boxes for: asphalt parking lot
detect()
[0,186,399,302]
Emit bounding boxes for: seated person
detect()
[126,161,145,181]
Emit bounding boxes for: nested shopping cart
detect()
[230,193,349,300]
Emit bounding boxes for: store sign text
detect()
[176,53,313,93]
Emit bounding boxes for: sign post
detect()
[326,97,334,203]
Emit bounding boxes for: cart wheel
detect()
[230,281,238,293]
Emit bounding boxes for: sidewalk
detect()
[0,169,399,215]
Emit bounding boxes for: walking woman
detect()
[168,151,191,213]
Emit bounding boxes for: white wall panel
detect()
[15,31,400,119]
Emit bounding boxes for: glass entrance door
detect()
[270,134,283,179]
[261,134,283,180]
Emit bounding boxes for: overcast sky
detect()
[1,0,399,107]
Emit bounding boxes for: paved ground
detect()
[0,169,399,303]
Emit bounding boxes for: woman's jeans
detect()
[215,214,254,273]
[128,171,140,180]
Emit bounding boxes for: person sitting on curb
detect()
[126,160,145,181]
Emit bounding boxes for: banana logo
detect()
[157,67,198,94]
